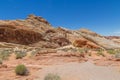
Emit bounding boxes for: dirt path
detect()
[36,61,120,80]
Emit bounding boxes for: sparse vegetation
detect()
[79,48,88,54]
[44,73,61,80]
[0,50,11,60]
[115,53,120,59]
[59,47,78,53]
[107,49,117,54]
[15,51,26,59]
[97,49,105,57]
[15,64,28,76]
[0,59,3,64]
[30,48,41,56]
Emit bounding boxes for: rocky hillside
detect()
[0,14,70,48]
[105,36,120,43]
[0,14,120,49]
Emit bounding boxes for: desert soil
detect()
[0,52,120,80]
[36,61,120,80]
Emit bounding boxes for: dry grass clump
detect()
[44,73,61,80]
[15,51,26,59]
[115,53,120,59]
[96,49,105,57]
[0,49,11,60]
[114,49,120,59]
[24,48,41,58]
[78,48,89,54]
[107,49,116,54]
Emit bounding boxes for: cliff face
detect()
[0,25,43,45]
[0,14,51,45]
[0,15,70,48]
[0,14,120,49]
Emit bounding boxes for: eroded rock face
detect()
[73,39,100,49]
[79,28,103,37]
[0,14,52,46]
[43,29,71,47]
[52,37,70,46]
[0,25,43,45]
[27,14,50,26]
[0,15,71,48]
[78,30,120,49]
[0,14,120,49]
[0,14,53,33]
[105,36,120,44]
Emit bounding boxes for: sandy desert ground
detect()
[0,51,120,80]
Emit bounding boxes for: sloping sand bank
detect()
[36,61,120,80]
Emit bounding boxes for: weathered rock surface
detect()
[0,25,43,45]
[0,14,120,49]
[75,30,120,49]
[105,36,120,43]
[73,39,100,49]
[0,15,70,48]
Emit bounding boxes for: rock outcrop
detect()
[75,30,120,49]
[0,25,43,45]
[0,15,70,48]
[0,14,120,49]
[73,39,100,49]
[105,36,120,44]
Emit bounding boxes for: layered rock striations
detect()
[0,14,120,49]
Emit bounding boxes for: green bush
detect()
[16,53,24,59]
[44,73,61,80]
[15,64,28,75]
[97,49,105,57]
[15,51,26,59]
[78,48,86,54]
[0,50,11,60]
[107,49,116,54]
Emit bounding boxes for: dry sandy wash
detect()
[36,62,120,80]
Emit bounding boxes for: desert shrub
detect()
[15,51,26,59]
[107,49,116,54]
[97,49,105,57]
[78,48,88,54]
[83,48,89,53]
[26,48,41,58]
[15,64,28,75]
[79,48,84,54]
[16,53,24,59]
[59,47,78,53]
[0,59,2,64]
[115,53,120,59]
[31,48,41,56]
[44,73,61,80]
[0,50,11,60]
